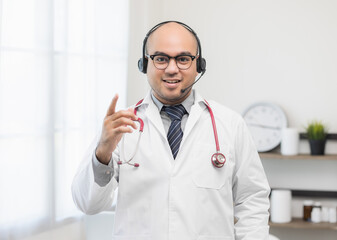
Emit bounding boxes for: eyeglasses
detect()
[145,54,196,70]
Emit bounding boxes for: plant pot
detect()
[309,139,326,155]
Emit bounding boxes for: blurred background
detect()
[0,0,336,240]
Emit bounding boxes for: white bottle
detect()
[321,207,329,222]
[270,189,292,223]
[329,207,337,223]
[311,208,321,223]
[313,201,322,209]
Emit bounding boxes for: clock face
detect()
[242,102,287,152]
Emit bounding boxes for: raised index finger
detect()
[106,94,119,117]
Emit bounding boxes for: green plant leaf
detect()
[305,121,327,140]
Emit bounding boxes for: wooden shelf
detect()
[259,152,337,161]
[270,218,337,231]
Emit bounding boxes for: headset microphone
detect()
[181,70,206,93]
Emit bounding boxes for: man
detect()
[72,21,270,240]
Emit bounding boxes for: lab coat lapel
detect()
[141,92,167,141]
[181,92,206,145]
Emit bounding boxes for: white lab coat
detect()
[72,91,270,240]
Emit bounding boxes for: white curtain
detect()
[0,0,128,239]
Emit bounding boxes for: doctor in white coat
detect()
[72,21,270,240]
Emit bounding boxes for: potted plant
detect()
[305,121,328,155]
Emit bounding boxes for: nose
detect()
[165,58,179,74]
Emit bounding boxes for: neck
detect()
[151,90,195,114]
[153,90,192,106]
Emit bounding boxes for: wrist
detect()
[95,146,111,165]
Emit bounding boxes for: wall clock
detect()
[242,102,287,152]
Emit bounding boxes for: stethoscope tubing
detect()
[203,99,220,153]
[120,129,142,167]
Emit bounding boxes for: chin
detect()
[166,93,189,104]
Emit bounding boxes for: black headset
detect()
[138,21,206,74]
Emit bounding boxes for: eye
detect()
[177,56,191,64]
[154,56,169,64]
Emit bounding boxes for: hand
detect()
[95,94,138,165]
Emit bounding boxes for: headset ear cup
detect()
[196,58,201,73]
[138,58,148,74]
[200,58,206,73]
[197,57,206,73]
[138,58,143,72]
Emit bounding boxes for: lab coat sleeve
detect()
[71,134,119,215]
[232,117,271,240]
[92,150,114,187]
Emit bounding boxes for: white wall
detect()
[127,0,337,154]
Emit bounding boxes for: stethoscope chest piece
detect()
[211,152,226,168]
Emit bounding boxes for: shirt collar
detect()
[150,90,195,114]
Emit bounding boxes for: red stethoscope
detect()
[116,99,226,168]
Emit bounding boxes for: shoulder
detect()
[195,91,242,122]
[206,100,256,149]
[207,100,244,125]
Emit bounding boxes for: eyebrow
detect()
[152,51,194,56]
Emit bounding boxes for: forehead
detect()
[147,22,198,55]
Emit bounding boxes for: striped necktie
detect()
[162,104,187,159]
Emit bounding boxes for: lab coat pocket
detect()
[192,143,233,190]
[192,143,235,236]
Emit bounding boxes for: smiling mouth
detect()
[163,79,181,84]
